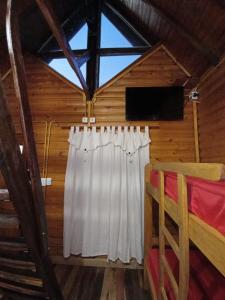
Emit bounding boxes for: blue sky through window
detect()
[101,14,131,48]
[99,55,140,86]
[46,14,141,89]
[49,59,86,87]
[69,23,88,49]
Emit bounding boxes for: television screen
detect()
[126,86,184,121]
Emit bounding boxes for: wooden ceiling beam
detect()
[105,0,159,46]
[35,0,90,99]
[40,46,150,60]
[99,46,150,56]
[85,0,102,100]
[144,0,219,65]
[103,2,148,47]
[38,5,85,53]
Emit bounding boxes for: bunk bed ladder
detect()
[0,82,63,300]
[158,171,189,300]
[0,0,64,298]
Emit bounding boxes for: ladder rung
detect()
[163,227,179,258]
[161,286,168,300]
[162,255,179,300]
[0,215,19,229]
[0,289,49,300]
[0,278,46,297]
[0,240,28,252]
[0,257,36,272]
[0,201,15,215]
[0,190,9,201]
[0,269,43,287]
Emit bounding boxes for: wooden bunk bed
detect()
[144,162,225,299]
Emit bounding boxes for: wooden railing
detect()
[1,0,63,298]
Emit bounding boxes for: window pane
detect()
[99,55,140,86]
[69,23,88,49]
[101,14,131,48]
[48,58,86,88]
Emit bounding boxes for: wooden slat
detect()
[177,174,189,300]
[0,279,46,297]
[162,227,179,258]
[144,0,219,65]
[152,162,225,180]
[0,270,43,287]
[162,256,179,300]
[198,58,225,164]
[189,214,225,276]
[146,167,225,277]
[0,257,36,271]
[158,171,165,296]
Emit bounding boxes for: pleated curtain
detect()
[63,126,150,263]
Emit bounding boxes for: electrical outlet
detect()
[41,178,46,186]
[90,117,96,123]
[46,178,52,186]
[41,178,52,186]
[82,117,88,123]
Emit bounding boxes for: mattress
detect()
[150,171,225,235]
[148,248,225,300]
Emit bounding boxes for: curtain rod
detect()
[60,125,160,130]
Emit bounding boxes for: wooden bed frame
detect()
[144,162,225,299]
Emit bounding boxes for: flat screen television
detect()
[126,86,184,121]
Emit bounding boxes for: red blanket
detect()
[150,171,225,235]
[148,248,225,299]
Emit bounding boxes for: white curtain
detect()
[63,126,150,263]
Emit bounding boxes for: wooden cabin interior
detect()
[0,0,225,299]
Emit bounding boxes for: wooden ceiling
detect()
[114,0,225,76]
[1,0,225,82]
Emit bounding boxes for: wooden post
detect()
[193,101,200,162]
[86,0,102,100]
[159,171,165,299]
[177,174,189,300]
[144,164,152,289]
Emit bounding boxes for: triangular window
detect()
[99,55,140,86]
[49,59,86,88]
[101,14,131,48]
[40,8,149,93]
[69,23,88,50]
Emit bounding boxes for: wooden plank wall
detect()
[2,56,85,254]
[94,46,195,163]
[198,59,225,164]
[1,46,196,255]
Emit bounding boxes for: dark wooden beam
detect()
[38,5,85,53]
[85,0,102,99]
[99,46,150,56]
[105,0,159,46]
[39,46,150,60]
[35,0,90,99]
[209,0,225,10]
[144,0,219,65]
[40,49,90,67]
[103,2,149,46]
[6,0,49,255]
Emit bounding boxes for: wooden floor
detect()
[55,265,151,300]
